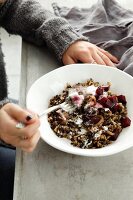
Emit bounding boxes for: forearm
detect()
[1,0,88,61]
[1,0,55,44]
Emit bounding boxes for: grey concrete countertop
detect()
[13,1,133,200]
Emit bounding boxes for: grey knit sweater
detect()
[0,0,87,103]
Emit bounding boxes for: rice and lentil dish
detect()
[48,78,131,149]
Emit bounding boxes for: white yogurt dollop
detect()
[86,85,97,95]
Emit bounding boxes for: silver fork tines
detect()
[60,102,75,112]
[39,101,75,117]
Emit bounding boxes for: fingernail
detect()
[26,115,33,121]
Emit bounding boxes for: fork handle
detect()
[39,104,60,117]
[15,104,61,129]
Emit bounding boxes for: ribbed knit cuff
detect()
[0,97,10,109]
[37,17,88,62]
[0,98,15,148]
[0,139,15,149]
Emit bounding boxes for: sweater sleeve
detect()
[0,0,88,61]
[0,43,8,101]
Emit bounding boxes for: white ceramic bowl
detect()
[26,64,133,157]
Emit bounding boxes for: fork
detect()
[16,102,74,129]
[39,101,74,117]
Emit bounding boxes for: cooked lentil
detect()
[48,79,131,149]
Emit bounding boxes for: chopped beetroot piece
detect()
[105,99,115,108]
[102,85,110,92]
[96,86,104,95]
[98,96,118,109]
[108,96,118,104]
[98,96,108,106]
[83,116,100,125]
[82,114,101,125]
[112,103,122,112]
[121,117,131,128]
[117,95,127,105]
[110,129,121,141]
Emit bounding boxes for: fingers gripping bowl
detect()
[26,64,133,157]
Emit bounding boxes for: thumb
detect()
[62,56,75,65]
